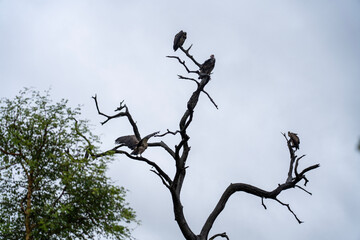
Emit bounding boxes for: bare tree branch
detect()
[92,94,125,125]
[261,197,267,210]
[180,45,202,67]
[178,75,200,86]
[150,169,170,189]
[148,141,176,159]
[105,149,173,187]
[209,232,229,240]
[199,134,320,239]
[92,95,140,139]
[295,185,312,195]
[166,56,199,74]
[202,89,218,109]
[155,129,180,137]
[275,198,303,224]
[294,154,306,177]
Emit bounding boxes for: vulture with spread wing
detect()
[199,54,216,79]
[115,131,159,156]
[288,131,300,150]
[173,30,187,51]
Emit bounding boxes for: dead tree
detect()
[92,32,320,240]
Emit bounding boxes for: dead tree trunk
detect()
[92,32,319,240]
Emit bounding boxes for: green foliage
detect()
[0,88,137,240]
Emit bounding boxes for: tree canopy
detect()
[0,88,137,240]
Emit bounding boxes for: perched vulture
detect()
[199,54,216,79]
[115,131,159,156]
[173,30,187,51]
[288,131,300,150]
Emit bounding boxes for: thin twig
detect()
[178,75,200,86]
[295,185,312,195]
[209,232,229,240]
[275,198,303,224]
[156,129,180,137]
[299,164,320,176]
[150,169,170,189]
[303,176,309,186]
[261,197,267,210]
[202,89,218,109]
[166,56,199,74]
[114,100,126,112]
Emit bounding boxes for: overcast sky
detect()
[1,1,360,239]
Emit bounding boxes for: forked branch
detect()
[92,94,140,139]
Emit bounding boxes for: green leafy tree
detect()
[0,89,137,240]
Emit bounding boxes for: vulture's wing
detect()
[115,135,139,150]
[138,131,160,145]
[294,133,300,144]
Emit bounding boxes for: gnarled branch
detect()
[199,136,320,239]
[92,95,141,139]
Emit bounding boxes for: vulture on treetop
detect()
[173,30,187,51]
[115,131,159,156]
[288,131,300,150]
[199,54,216,79]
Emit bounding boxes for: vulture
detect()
[288,131,300,150]
[173,30,187,51]
[115,131,159,156]
[199,54,216,79]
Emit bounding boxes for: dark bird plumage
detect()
[199,54,215,79]
[288,131,300,150]
[115,131,159,156]
[173,30,187,51]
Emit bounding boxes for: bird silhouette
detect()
[199,54,215,79]
[173,30,187,51]
[288,131,300,150]
[115,131,159,156]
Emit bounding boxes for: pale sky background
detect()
[1,1,360,240]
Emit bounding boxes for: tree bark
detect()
[25,172,33,240]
